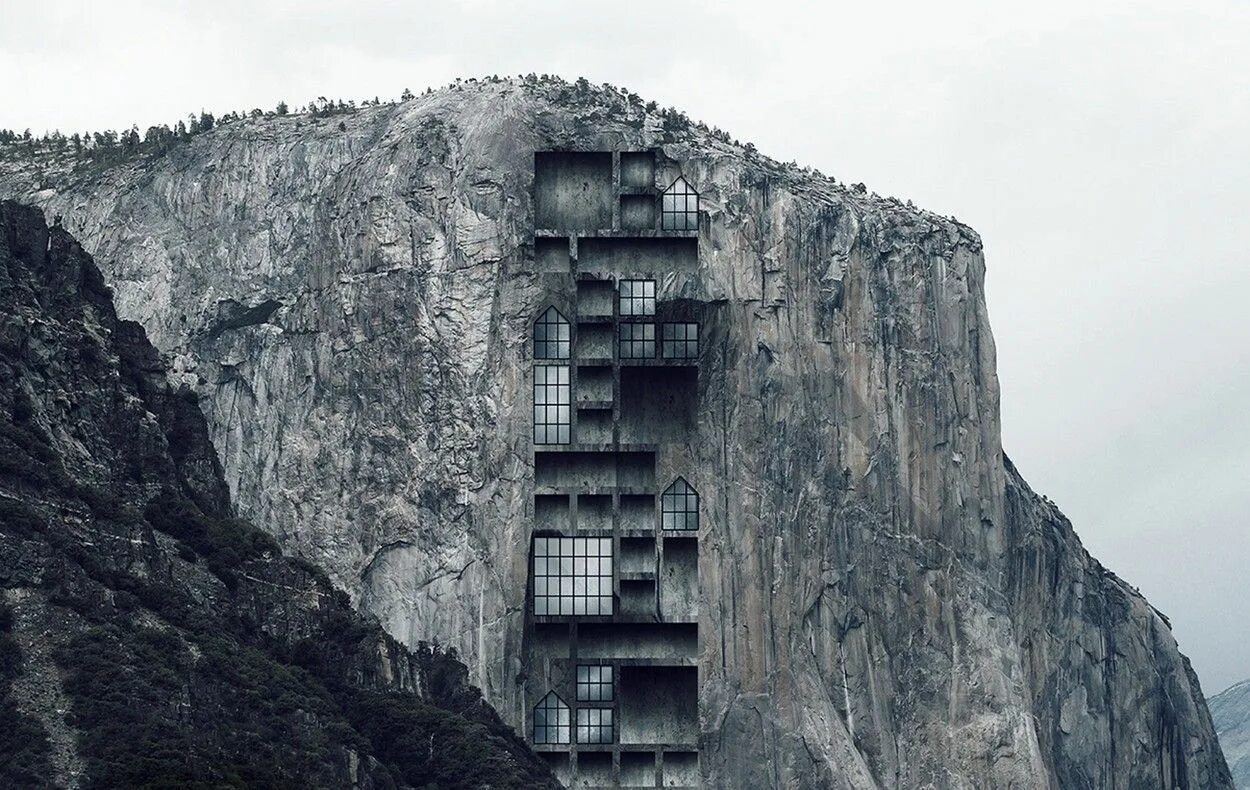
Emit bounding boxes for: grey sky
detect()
[3,0,1248,693]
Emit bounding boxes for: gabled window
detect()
[533,692,571,744]
[534,307,570,359]
[661,176,699,231]
[661,478,699,531]
[661,322,699,359]
[533,365,570,444]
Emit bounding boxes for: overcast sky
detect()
[2,0,1247,693]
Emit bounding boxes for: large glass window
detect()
[534,307,571,359]
[532,537,614,616]
[533,365,570,444]
[619,323,655,359]
[661,478,699,531]
[661,322,699,359]
[661,177,699,231]
[619,280,656,316]
[576,708,614,744]
[577,665,614,702]
[533,692,571,744]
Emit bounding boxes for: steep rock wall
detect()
[0,78,1229,788]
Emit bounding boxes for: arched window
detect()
[661,176,699,231]
[534,306,570,359]
[661,478,699,531]
[533,691,571,744]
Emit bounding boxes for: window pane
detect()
[534,307,571,360]
[661,478,699,530]
[533,365,571,445]
[532,536,614,617]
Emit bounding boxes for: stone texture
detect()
[0,201,556,788]
[1210,680,1250,787]
[0,77,1231,788]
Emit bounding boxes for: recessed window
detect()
[661,478,699,531]
[576,707,614,744]
[661,176,699,231]
[533,537,614,616]
[619,280,656,316]
[533,692,571,745]
[662,322,699,359]
[619,323,655,359]
[534,365,571,444]
[577,665,614,702]
[534,307,571,359]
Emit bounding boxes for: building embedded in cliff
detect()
[524,150,702,788]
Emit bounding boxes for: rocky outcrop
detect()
[0,201,556,788]
[1211,680,1250,787]
[0,77,1231,788]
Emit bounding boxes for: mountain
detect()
[0,75,1232,788]
[1211,680,1250,787]
[0,201,556,788]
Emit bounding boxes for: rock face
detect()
[1211,680,1250,787]
[0,201,556,788]
[0,77,1232,788]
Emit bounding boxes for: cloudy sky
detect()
[2,0,1248,693]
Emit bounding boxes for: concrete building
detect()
[525,150,703,788]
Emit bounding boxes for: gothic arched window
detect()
[533,691,571,744]
[661,176,699,231]
[534,306,570,359]
[661,477,699,531]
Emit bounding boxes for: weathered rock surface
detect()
[0,77,1231,788]
[1211,680,1250,787]
[0,201,556,788]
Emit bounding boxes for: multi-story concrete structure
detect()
[524,150,702,788]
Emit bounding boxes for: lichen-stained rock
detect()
[0,77,1231,788]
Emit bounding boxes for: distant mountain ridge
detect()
[1212,679,1250,788]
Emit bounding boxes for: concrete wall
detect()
[660,537,699,623]
[620,666,699,744]
[579,236,698,273]
[535,152,613,230]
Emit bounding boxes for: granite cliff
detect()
[0,201,556,788]
[0,76,1231,788]
[1211,680,1250,787]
